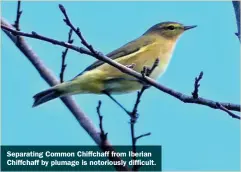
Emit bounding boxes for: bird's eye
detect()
[167,26,175,30]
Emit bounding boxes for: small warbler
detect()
[33,21,196,107]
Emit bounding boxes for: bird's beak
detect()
[184,25,197,31]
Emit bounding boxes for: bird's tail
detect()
[32,81,76,107]
[32,88,61,107]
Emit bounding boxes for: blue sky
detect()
[1,1,240,171]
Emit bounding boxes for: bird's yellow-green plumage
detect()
[33,21,196,107]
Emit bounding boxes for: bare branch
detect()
[216,103,240,120]
[59,29,73,83]
[2,20,240,118]
[1,18,129,171]
[59,4,97,54]
[96,101,108,142]
[232,1,240,41]
[192,71,203,99]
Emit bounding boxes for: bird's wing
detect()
[73,36,154,78]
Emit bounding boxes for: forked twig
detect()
[192,71,203,99]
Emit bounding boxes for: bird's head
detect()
[144,21,197,39]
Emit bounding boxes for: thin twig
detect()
[216,103,240,120]
[192,71,203,99]
[96,101,108,142]
[59,4,97,55]
[12,0,22,45]
[135,132,152,141]
[130,59,158,171]
[13,0,22,31]
[132,59,160,117]
[232,1,240,41]
[96,101,131,171]
[2,22,240,118]
[59,29,74,83]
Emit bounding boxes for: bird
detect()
[33,21,196,107]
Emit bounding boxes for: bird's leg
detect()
[103,90,133,117]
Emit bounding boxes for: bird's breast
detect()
[144,41,176,79]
